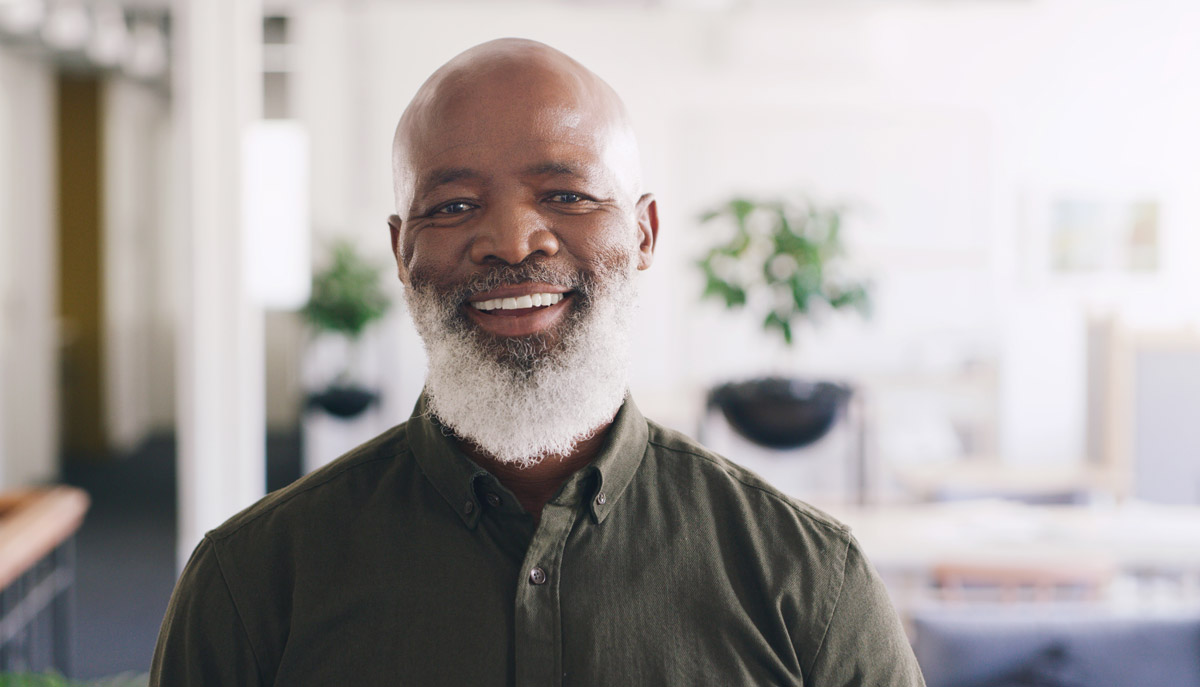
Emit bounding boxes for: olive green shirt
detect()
[151,395,924,686]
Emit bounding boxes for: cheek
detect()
[564,219,640,264]
[404,232,470,287]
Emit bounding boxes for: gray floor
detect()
[61,432,301,680]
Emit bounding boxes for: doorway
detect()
[56,72,107,460]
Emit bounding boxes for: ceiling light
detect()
[0,0,45,36]
[87,3,128,67]
[40,0,89,52]
[124,18,166,79]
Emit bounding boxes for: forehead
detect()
[410,80,612,164]
[394,59,638,200]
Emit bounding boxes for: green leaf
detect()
[776,209,794,238]
[780,318,793,345]
[763,311,793,345]
[701,274,724,300]
[729,198,755,227]
[724,284,747,308]
[827,284,871,316]
[790,279,812,314]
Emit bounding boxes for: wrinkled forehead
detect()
[392,50,641,207]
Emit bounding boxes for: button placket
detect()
[514,500,579,687]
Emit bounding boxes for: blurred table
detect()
[827,499,1200,573]
[890,460,1119,504]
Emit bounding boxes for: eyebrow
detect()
[522,161,587,179]
[414,161,591,200]
[417,167,485,194]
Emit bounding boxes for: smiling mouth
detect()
[464,286,574,337]
[470,292,565,312]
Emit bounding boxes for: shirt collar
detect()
[407,391,649,528]
[576,392,648,524]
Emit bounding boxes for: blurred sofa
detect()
[911,604,1200,687]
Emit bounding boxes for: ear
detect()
[387,214,410,285]
[634,194,659,271]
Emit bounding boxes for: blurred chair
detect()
[912,605,1200,687]
[1089,317,1200,504]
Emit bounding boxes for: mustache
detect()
[429,262,595,305]
[408,247,634,309]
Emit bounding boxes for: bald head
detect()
[391,38,643,217]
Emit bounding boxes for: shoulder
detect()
[638,419,881,669]
[642,419,852,551]
[638,419,923,682]
[163,422,420,684]
[207,421,413,543]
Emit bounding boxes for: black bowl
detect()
[708,377,852,450]
[308,386,378,418]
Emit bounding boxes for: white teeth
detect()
[470,292,564,311]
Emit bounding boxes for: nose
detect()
[468,202,559,265]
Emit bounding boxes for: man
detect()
[151,38,924,686]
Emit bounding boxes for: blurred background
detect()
[2,0,1200,684]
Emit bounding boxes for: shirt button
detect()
[595,492,607,506]
[464,501,474,515]
[486,493,502,508]
[529,567,547,585]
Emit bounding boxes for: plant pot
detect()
[307,385,378,419]
[708,377,852,450]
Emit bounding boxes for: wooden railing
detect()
[0,487,90,675]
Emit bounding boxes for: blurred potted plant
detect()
[302,239,392,418]
[697,195,871,449]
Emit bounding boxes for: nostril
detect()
[470,226,559,266]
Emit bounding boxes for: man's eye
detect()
[549,192,584,203]
[436,201,475,215]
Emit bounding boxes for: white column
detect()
[0,49,58,491]
[0,51,8,489]
[173,0,264,569]
[103,78,169,455]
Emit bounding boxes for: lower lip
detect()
[464,295,572,337]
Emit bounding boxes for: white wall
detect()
[0,47,59,488]
[292,0,1200,466]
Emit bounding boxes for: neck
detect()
[459,424,612,523]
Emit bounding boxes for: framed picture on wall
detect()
[1019,190,1165,292]
[1049,198,1160,274]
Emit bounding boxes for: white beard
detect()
[403,254,637,468]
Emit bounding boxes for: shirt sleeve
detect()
[805,534,926,686]
[150,536,265,687]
